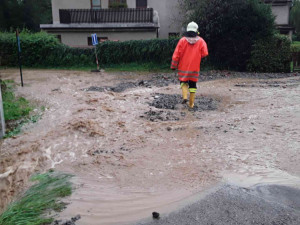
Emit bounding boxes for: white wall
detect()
[48,30,157,47]
[52,0,91,24]
[271,5,290,25]
[148,0,183,39]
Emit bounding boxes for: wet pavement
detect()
[0,69,299,224]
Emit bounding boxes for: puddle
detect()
[58,177,193,225]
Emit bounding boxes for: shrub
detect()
[97,39,179,65]
[247,34,291,73]
[189,0,276,71]
[0,31,95,67]
[0,31,179,68]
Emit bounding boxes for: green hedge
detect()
[0,31,179,68]
[247,34,291,73]
[0,32,94,67]
[97,38,178,65]
[0,31,293,72]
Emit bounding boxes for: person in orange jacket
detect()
[171,21,208,109]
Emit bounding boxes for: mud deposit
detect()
[149,94,218,111]
[0,69,300,225]
[84,74,177,93]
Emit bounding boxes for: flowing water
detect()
[0,69,299,224]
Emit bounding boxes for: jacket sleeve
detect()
[201,40,208,58]
[171,40,182,69]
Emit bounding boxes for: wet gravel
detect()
[84,74,177,93]
[137,185,300,225]
[235,77,300,88]
[84,72,300,93]
[53,215,81,225]
[141,110,186,122]
[140,94,219,122]
[149,94,219,112]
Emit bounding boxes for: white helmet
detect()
[187,21,198,32]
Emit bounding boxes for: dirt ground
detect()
[0,69,299,225]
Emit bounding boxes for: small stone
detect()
[71,215,81,222]
[166,127,172,131]
[152,212,160,219]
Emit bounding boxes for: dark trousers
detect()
[180,81,197,93]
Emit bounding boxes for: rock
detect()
[152,211,160,219]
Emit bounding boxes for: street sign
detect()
[91,33,98,46]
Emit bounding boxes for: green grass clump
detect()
[291,41,300,53]
[104,62,171,73]
[1,80,32,121]
[0,171,73,225]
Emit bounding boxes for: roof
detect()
[263,0,292,5]
[40,23,158,30]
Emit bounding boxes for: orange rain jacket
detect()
[171,36,208,82]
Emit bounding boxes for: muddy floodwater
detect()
[0,69,300,224]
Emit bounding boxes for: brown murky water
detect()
[0,69,299,224]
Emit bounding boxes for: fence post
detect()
[0,83,5,138]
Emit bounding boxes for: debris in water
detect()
[53,214,81,225]
[152,212,160,219]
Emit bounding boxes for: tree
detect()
[187,0,276,70]
[0,0,52,32]
[291,0,300,41]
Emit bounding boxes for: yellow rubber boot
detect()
[189,92,196,108]
[181,83,189,104]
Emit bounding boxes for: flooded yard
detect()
[0,69,299,224]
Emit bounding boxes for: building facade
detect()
[41,0,182,47]
[264,0,293,38]
[40,0,293,47]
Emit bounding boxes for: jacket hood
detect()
[185,36,200,45]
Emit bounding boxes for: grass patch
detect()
[0,79,44,137]
[0,66,93,72]
[0,171,73,225]
[292,41,300,46]
[0,63,172,73]
[104,62,171,73]
[4,114,41,138]
[1,62,213,73]
[1,80,32,122]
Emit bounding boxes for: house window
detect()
[169,33,180,39]
[109,0,127,8]
[88,37,108,46]
[91,0,101,9]
[136,0,147,8]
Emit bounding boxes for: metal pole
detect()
[16,29,23,87]
[94,46,100,71]
[0,84,5,138]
